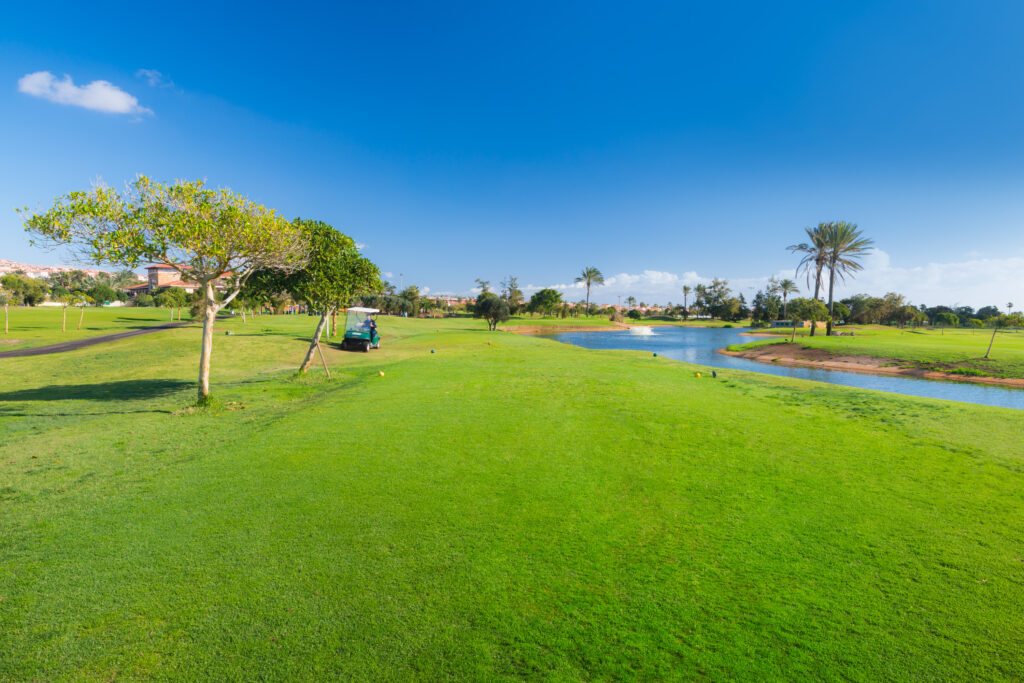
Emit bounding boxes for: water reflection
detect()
[542,327,1024,411]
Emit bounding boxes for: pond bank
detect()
[720,342,1024,388]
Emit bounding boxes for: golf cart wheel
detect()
[362,341,371,352]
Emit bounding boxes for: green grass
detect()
[0,305,184,350]
[733,324,1024,379]
[2,314,1023,680]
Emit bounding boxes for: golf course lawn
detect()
[732,325,1024,379]
[2,314,1022,680]
[0,306,182,350]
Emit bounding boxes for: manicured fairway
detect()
[0,306,183,350]
[735,325,1024,379]
[1,314,1022,680]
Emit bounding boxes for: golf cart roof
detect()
[346,307,380,313]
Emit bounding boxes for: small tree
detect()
[0,290,17,334]
[934,311,958,334]
[787,297,829,342]
[72,291,95,330]
[474,292,509,330]
[53,291,73,332]
[89,283,118,305]
[23,177,307,404]
[529,288,563,316]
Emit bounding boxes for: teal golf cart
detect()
[341,307,380,351]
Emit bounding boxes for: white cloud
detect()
[18,71,152,115]
[135,69,169,87]
[383,271,394,278]
[826,249,1024,308]
[355,242,367,250]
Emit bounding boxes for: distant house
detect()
[123,264,229,297]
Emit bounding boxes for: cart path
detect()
[0,320,197,358]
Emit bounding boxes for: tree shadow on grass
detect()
[0,379,192,403]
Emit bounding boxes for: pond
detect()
[540,326,1024,411]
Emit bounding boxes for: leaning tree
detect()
[246,219,381,374]
[22,177,307,404]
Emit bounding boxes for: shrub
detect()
[135,294,155,307]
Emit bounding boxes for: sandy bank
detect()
[720,342,1024,388]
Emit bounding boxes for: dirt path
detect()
[0,321,197,359]
[720,342,1024,388]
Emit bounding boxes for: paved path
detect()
[0,321,196,358]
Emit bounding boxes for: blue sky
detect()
[2,1,1023,307]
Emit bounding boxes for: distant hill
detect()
[0,259,115,279]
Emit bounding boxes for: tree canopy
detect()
[22,177,307,403]
[246,218,381,373]
[474,292,510,330]
[528,288,563,316]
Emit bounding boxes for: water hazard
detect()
[541,326,1024,411]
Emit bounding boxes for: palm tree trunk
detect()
[3,304,7,334]
[78,305,85,330]
[62,305,66,332]
[825,262,836,336]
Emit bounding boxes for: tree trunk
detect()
[985,326,997,358]
[585,286,590,318]
[825,263,836,336]
[3,303,7,334]
[791,323,797,343]
[300,312,330,373]
[198,283,217,404]
[62,305,67,332]
[331,309,338,337]
[78,305,85,330]
[241,308,246,323]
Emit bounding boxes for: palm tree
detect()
[626,295,636,309]
[821,221,874,335]
[777,279,799,319]
[574,267,604,317]
[112,269,139,289]
[788,224,829,300]
[682,285,692,313]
